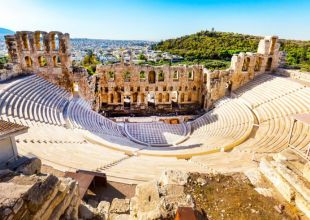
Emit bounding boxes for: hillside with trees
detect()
[154,30,310,71]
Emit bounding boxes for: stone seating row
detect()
[66,98,123,137]
[0,75,70,126]
[236,74,304,108]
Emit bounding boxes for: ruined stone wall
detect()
[4,31,94,103]
[4,31,74,91]
[96,63,204,112]
[205,36,281,109]
[4,32,281,113]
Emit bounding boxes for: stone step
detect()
[259,154,310,218]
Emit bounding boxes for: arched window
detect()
[188,70,194,80]
[108,71,115,80]
[35,32,44,50]
[242,57,250,72]
[133,93,138,103]
[266,57,273,71]
[110,94,114,103]
[158,71,164,81]
[140,93,145,103]
[52,55,61,67]
[173,70,179,80]
[124,71,131,82]
[158,93,162,103]
[148,71,156,83]
[140,71,146,80]
[188,93,192,102]
[254,57,263,72]
[193,86,197,91]
[117,92,121,103]
[25,56,32,67]
[165,93,170,102]
[22,33,29,50]
[51,33,60,51]
[38,56,47,67]
[180,93,185,102]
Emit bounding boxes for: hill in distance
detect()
[153,30,310,71]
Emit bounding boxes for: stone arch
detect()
[140,71,146,80]
[255,57,263,72]
[35,32,44,50]
[52,55,61,67]
[117,92,122,103]
[148,71,156,84]
[188,93,192,102]
[22,33,29,50]
[38,56,47,67]
[51,33,60,51]
[242,57,251,71]
[188,70,194,80]
[140,93,145,103]
[180,93,185,102]
[158,93,163,103]
[266,57,273,71]
[158,71,164,81]
[173,70,179,80]
[165,93,170,102]
[133,93,138,103]
[25,56,32,67]
[110,93,114,103]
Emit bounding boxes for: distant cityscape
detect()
[0,36,184,65]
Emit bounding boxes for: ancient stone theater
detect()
[0,31,310,219]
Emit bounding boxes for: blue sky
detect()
[0,0,309,41]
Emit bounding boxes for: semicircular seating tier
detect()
[0,73,309,184]
[232,74,310,154]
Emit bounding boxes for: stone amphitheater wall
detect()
[3,32,281,112]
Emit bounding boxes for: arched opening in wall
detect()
[188,93,192,102]
[158,93,163,103]
[266,58,273,71]
[140,71,146,81]
[203,74,207,83]
[173,71,179,80]
[124,71,131,82]
[25,56,32,67]
[180,93,185,103]
[108,71,115,81]
[52,55,61,67]
[22,33,29,50]
[171,91,178,108]
[51,33,60,51]
[225,81,232,96]
[124,95,131,108]
[165,93,170,102]
[35,32,44,50]
[193,86,197,91]
[147,92,155,108]
[201,95,205,109]
[254,57,263,72]
[110,94,114,103]
[117,92,122,103]
[140,93,145,104]
[132,93,138,103]
[242,57,250,71]
[38,56,47,67]
[158,71,164,81]
[270,37,277,55]
[188,70,194,80]
[148,71,156,84]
